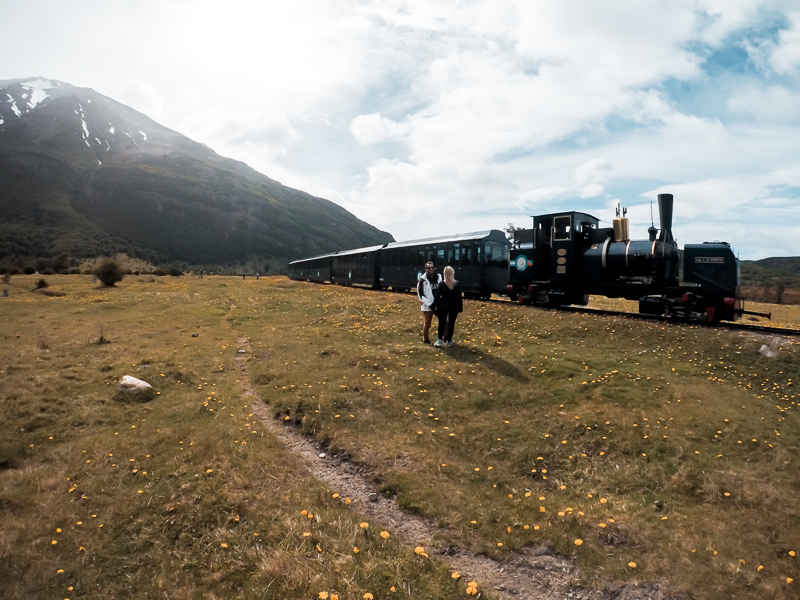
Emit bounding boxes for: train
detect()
[288,193,768,323]
[288,230,510,299]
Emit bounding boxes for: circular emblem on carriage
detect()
[514,255,528,271]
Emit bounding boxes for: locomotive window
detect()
[553,216,571,242]
[536,221,551,247]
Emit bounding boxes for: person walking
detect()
[434,265,463,347]
[416,261,441,344]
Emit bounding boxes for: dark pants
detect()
[422,310,436,342]
[436,310,459,342]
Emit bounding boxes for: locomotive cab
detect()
[508,211,599,305]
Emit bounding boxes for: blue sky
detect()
[2,0,799,259]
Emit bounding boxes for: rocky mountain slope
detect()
[0,77,392,270]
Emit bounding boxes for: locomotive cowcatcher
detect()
[506,193,765,323]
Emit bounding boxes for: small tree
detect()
[94,258,124,287]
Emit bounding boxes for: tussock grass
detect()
[1,274,798,599]
[0,275,462,599]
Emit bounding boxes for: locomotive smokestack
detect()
[658,193,674,243]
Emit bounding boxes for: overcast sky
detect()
[2,0,799,259]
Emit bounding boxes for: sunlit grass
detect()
[1,275,798,599]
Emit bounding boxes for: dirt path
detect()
[237,337,671,600]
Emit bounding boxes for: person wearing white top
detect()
[416,261,441,344]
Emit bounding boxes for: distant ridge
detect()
[747,257,800,273]
[0,77,393,271]
[741,257,800,304]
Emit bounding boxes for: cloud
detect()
[117,79,163,120]
[769,9,800,75]
[514,185,571,207]
[575,159,612,199]
[223,113,301,155]
[350,113,407,146]
[727,85,800,122]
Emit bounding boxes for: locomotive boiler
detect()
[506,193,764,323]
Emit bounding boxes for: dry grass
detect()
[1,274,798,599]
[0,275,461,599]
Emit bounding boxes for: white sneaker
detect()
[447,341,454,347]
[433,339,442,347]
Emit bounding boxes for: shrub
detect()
[23,266,35,275]
[94,258,124,287]
[35,278,48,289]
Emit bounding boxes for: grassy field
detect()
[1,275,798,599]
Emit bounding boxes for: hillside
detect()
[0,78,393,272]
[741,257,800,304]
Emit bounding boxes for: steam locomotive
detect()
[506,193,763,322]
[288,193,766,323]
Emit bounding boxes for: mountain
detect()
[0,77,393,271]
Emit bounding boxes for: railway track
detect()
[293,280,800,336]
[552,304,800,336]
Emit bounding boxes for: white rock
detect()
[116,375,155,401]
[759,345,777,358]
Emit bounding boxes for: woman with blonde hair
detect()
[433,266,463,347]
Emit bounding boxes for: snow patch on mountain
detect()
[1,78,154,159]
[20,78,53,110]
[1,79,56,118]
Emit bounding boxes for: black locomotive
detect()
[507,193,766,323]
[288,193,767,324]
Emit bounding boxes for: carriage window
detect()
[462,243,473,265]
[446,246,456,265]
[437,247,445,264]
[553,216,571,242]
[485,241,506,266]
